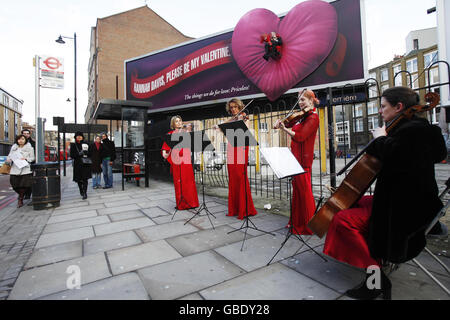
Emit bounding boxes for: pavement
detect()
[0,164,449,300]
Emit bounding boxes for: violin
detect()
[274,89,313,129]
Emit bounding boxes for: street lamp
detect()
[56,33,77,124]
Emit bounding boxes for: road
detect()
[0,174,17,210]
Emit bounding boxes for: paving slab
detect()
[35,227,95,249]
[39,272,149,300]
[108,210,145,222]
[199,262,341,300]
[94,217,155,236]
[97,204,141,216]
[53,201,90,211]
[388,262,450,300]
[48,210,98,224]
[178,293,204,300]
[280,247,365,294]
[107,240,182,275]
[25,241,83,269]
[404,250,450,277]
[83,231,142,255]
[151,210,194,224]
[8,253,111,300]
[229,213,289,236]
[186,212,239,230]
[141,206,171,218]
[103,198,144,208]
[165,225,249,257]
[43,216,110,234]
[51,204,105,216]
[214,233,319,272]
[88,195,131,205]
[136,220,200,242]
[138,251,245,300]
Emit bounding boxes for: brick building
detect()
[0,87,23,156]
[85,5,193,134]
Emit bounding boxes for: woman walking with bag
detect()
[6,134,35,208]
[69,131,92,199]
[90,135,103,189]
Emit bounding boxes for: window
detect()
[368,116,379,130]
[368,85,378,98]
[353,118,364,132]
[407,76,419,89]
[381,83,389,93]
[393,64,402,86]
[4,108,8,140]
[413,39,419,50]
[424,50,438,68]
[14,113,19,136]
[335,121,349,134]
[2,94,9,107]
[380,68,389,82]
[367,101,378,115]
[425,68,439,87]
[259,122,268,132]
[406,58,418,73]
[353,104,363,117]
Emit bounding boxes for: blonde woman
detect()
[161,115,199,210]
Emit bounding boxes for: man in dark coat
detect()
[100,132,116,189]
[322,86,447,300]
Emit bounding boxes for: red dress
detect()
[226,142,258,219]
[323,196,380,269]
[289,112,319,235]
[161,131,199,210]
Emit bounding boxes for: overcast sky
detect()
[0,0,438,130]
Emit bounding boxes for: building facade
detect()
[85,5,193,133]
[0,87,23,156]
[334,28,442,155]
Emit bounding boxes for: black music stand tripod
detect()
[184,130,217,229]
[267,175,327,265]
[219,120,275,251]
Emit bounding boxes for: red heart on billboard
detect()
[231,0,338,101]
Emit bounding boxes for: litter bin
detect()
[31,162,60,210]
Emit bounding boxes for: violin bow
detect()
[233,99,254,120]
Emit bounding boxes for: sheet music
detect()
[260,147,305,179]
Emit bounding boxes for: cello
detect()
[307,92,440,238]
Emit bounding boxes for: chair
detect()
[385,178,450,296]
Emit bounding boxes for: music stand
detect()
[163,132,199,219]
[219,120,275,251]
[259,147,327,265]
[183,130,218,229]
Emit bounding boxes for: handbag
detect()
[0,163,11,175]
[81,157,92,165]
[75,144,92,165]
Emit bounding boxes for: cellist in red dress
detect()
[223,98,258,220]
[161,116,199,210]
[274,90,319,235]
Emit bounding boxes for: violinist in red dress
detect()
[161,116,199,210]
[274,89,319,235]
[223,98,258,220]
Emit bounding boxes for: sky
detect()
[0,0,438,131]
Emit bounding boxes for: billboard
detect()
[125,0,366,112]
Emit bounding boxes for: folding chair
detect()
[385,179,450,296]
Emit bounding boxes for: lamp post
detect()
[56,33,77,124]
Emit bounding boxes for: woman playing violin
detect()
[161,115,199,210]
[274,89,319,235]
[322,86,447,300]
[224,98,257,219]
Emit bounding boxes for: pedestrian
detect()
[21,129,35,151]
[21,128,35,201]
[6,134,35,208]
[90,135,103,189]
[69,131,92,200]
[100,132,116,189]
